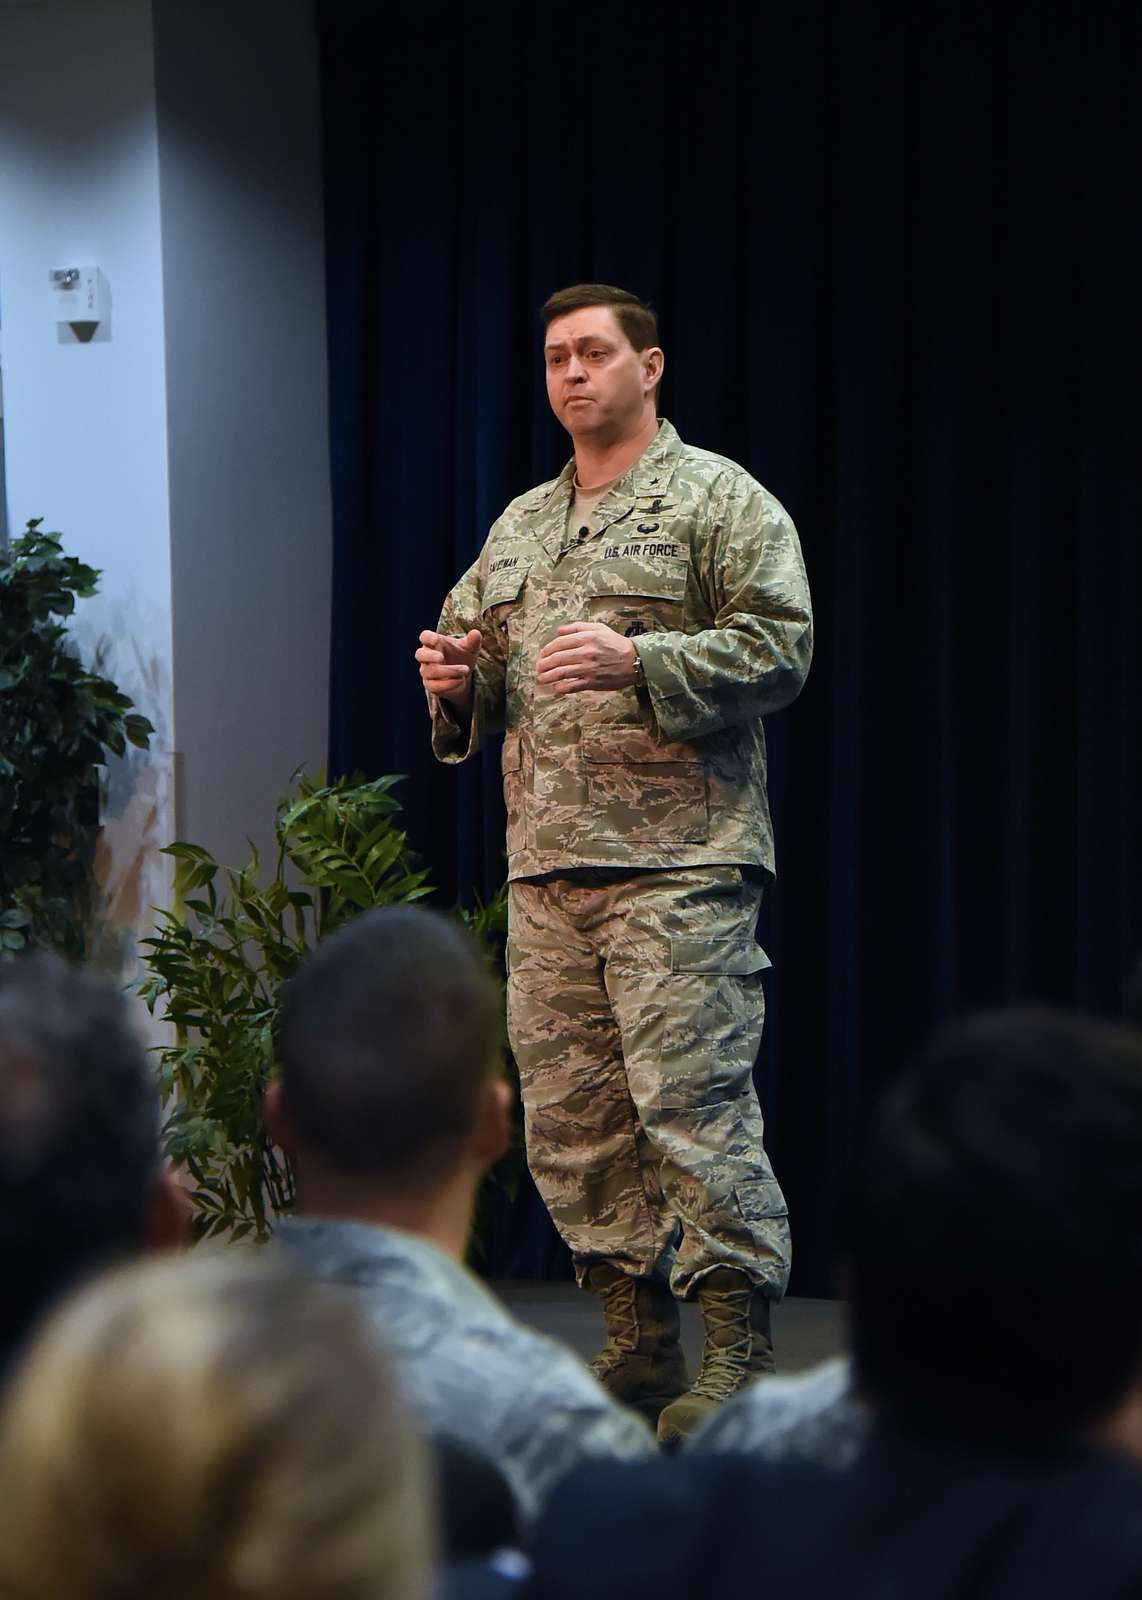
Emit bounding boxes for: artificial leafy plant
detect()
[0,520,153,957]
[138,771,522,1250]
[139,772,432,1240]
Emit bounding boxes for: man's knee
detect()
[609,964,767,1111]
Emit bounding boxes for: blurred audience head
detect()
[850,1007,1142,1454]
[0,1251,432,1600]
[0,952,184,1374]
[270,907,507,1203]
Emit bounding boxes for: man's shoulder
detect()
[670,437,793,524]
[491,472,566,533]
[427,1286,612,1398]
[377,1269,654,1479]
[295,1223,607,1397]
[666,428,758,491]
[274,1217,493,1316]
[414,1285,651,1452]
[686,1356,867,1465]
[675,437,754,484]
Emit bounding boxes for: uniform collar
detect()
[628,417,683,496]
[522,420,683,559]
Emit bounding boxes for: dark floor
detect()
[492,1279,845,1373]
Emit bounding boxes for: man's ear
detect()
[470,1076,512,1170]
[643,345,665,395]
[146,1167,193,1253]
[263,1077,296,1155]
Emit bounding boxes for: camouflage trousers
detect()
[506,866,791,1300]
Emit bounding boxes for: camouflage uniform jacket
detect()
[431,420,812,880]
[275,1218,653,1529]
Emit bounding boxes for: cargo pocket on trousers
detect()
[657,936,771,1107]
[724,1178,790,1266]
[501,730,524,858]
[732,1179,788,1223]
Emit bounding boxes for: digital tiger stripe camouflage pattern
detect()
[429,419,811,1300]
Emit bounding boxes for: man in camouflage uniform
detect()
[418,284,812,1441]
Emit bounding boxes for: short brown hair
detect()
[541,284,662,407]
[541,282,659,354]
[278,906,502,1189]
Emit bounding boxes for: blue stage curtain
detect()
[316,0,1142,1293]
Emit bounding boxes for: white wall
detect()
[153,0,332,876]
[0,0,175,970]
[0,0,333,963]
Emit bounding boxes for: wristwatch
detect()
[631,647,647,689]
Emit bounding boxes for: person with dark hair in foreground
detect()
[692,955,1142,1465]
[521,1009,1142,1599]
[418,283,813,1443]
[266,905,652,1533]
[0,952,186,1379]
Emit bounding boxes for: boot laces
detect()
[588,1272,639,1378]
[691,1287,754,1401]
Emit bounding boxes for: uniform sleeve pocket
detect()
[733,1179,789,1223]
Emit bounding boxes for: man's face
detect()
[543,305,659,444]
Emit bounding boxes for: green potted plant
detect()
[138,771,521,1248]
[0,521,153,957]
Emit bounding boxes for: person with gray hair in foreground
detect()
[0,953,186,1381]
[266,905,652,1532]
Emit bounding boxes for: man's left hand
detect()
[536,622,639,693]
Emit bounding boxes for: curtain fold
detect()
[317,0,1141,1293]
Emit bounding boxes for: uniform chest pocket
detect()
[584,548,687,641]
[584,547,687,604]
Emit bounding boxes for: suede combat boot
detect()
[656,1266,775,1445]
[585,1261,689,1422]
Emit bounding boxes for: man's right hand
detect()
[416,628,482,713]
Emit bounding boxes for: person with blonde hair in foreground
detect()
[0,1251,431,1600]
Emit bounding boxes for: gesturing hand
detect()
[416,628,482,712]
[536,622,639,694]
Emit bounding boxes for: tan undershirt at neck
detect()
[568,471,621,536]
